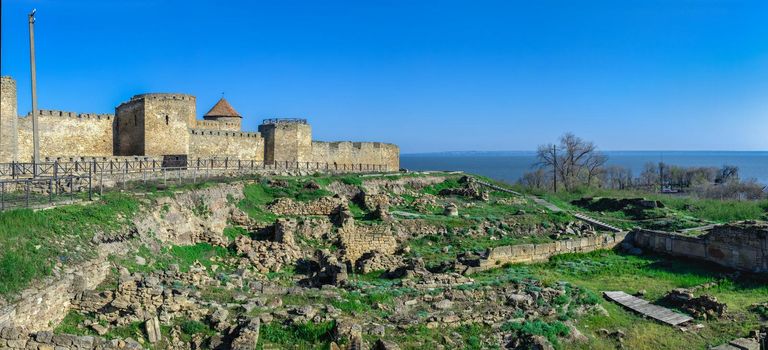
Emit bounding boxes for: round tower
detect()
[203,98,242,131]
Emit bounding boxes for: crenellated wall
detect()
[1,75,399,169]
[195,119,240,131]
[311,141,400,171]
[189,129,264,160]
[16,110,114,161]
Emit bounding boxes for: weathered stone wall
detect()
[16,110,114,161]
[197,118,241,131]
[632,223,768,272]
[338,222,398,263]
[259,122,313,163]
[0,259,110,331]
[142,94,195,156]
[464,232,628,273]
[0,76,18,163]
[189,129,264,160]
[267,196,347,216]
[311,141,400,171]
[114,98,144,156]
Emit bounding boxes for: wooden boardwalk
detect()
[604,291,693,326]
[574,213,623,232]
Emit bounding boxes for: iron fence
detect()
[0,159,389,179]
[0,175,92,211]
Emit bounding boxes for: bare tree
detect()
[535,133,607,191]
[604,166,633,190]
[716,165,740,184]
[520,169,549,190]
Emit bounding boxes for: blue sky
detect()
[2,0,767,153]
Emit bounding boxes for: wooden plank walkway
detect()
[604,291,693,326]
[574,213,623,232]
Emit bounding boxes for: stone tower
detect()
[115,93,195,156]
[0,76,18,162]
[258,119,312,164]
[203,98,242,131]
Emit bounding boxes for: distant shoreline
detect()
[401,151,768,185]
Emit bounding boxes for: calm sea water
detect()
[401,151,768,185]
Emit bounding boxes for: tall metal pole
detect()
[552,144,558,192]
[29,9,40,172]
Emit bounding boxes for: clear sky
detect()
[2,0,767,153]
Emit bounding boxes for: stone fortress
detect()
[0,76,399,170]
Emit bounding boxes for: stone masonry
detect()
[631,222,768,273]
[0,76,399,170]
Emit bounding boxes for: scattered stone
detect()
[145,317,161,344]
[443,203,459,217]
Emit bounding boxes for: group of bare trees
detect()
[520,133,767,200]
[529,133,608,191]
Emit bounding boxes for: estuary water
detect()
[401,151,768,185]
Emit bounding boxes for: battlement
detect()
[313,141,398,149]
[190,129,262,138]
[261,118,308,125]
[25,110,114,120]
[195,120,240,129]
[0,74,398,168]
[129,93,196,102]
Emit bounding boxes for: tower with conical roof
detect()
[203,98,242,131]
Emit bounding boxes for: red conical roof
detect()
[204,98,241,118]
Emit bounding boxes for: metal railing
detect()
[0,175,92,211]
[0,158,389,179]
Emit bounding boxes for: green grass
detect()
[478,250,768,350]
[119,242,233,275]
[544,188,768,225]
[238,179,334,223]
[0,193,138,297]
[258,321,336,350]
[178,319,216,342]
[224,226,250,242]
[408,230,555,269]
[501,320,570,349]
[421,177,462,196]
[54,311,96,336]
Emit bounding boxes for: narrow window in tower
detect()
[165,115,169,126]
[134,115,137,126]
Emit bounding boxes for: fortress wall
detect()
[195,119,240,132]
[0,77,18,163]
[189,129,264,160]
[115,99,145,156]
[16,110,114,161]
[311,141,400,171]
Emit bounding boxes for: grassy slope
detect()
[0,193,138,297]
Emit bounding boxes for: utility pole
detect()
[552,144,557,192]
[29,9,40,172]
